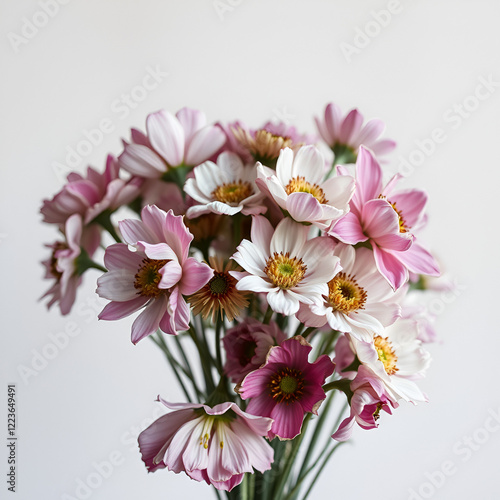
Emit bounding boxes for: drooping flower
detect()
[222,319,287,383]
[256,146,355,230]
[297,244,401,341]
[189,257,249,323]
[96,205,213,343]
[315,102,396,163]
[347,318,431,403]
[41,214,100,315]
[331,365,397,441]
[329,146,440,290]
[237,336,335,440]
[138,397,274,491]
[119,108,226,178]
[41,155,143,227]
[231,216,341,316]
[184,152,267,218]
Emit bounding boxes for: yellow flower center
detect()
[379,195,409,233]
[327,272,367,314]
[264,252,307,289]
[374,335,398,375]
[212,181,253,205]
[134,258,169,297]
[285,176,328,204]
[269,367,304,404]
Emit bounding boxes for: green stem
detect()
[301,327,316,340]
[323,379,352,394]
[262,305,273,325]
[189,325,215,396]
[91,209,122,243]
[215,316,224,374]
[150,335,193,401]
[274,414,312,500]
[293,323,306,337]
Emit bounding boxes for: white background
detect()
[2,1,500,499]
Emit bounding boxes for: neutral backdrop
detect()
[2,1,500,499]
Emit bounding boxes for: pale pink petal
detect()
[329,212,368,245]
[147,110,185,166]
[96,270,137,301]
[179,258,214,295]
[356,119,385,146]
[131,296,169,343]
[119,219,156,245]
[362,199,400,239]
[370,139,397,156]
[388,189,428,228]
[118,144,166,178]
[98,297,149,321]
[250,215,274,256]
[176,107,206,144]
[185,126,227,166]
[339,109,363,144]
[331,415,355,441]
[286,192,324,222]
[373,245,408,290]
[392,241,440,277]
[356,146,383,204]
[159,260,183,289]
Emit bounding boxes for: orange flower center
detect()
[264,252,307,289]
[212,181,253,205]
[327,272,367,314]
[374,335,398,375]
[285,176,328,204]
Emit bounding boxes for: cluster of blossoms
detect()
[40,104,442,496]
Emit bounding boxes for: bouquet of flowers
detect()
[40,102,441,499]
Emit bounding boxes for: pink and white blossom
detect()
[185,152,267,218]
[329,146,440,290]
[347,319,431,404]
[297,244,401,341]
[138,397,274,491]
[332,366,397,441]
[315,102,396,161]
[231,216,341,316]
[238,336,335,440]
[256,146,355,229]
[96,205,213,343]
[41,155,142,227]
[119,108,226,178]
[41,214,100,315]
[222,319,287,384]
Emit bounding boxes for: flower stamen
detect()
[327,272,367,314]
[264,252,307,289]
[212,181,253,205]
[374,335,398,375]
[268,367,304,404]
[285,176,328,204]
[134,258,169,297]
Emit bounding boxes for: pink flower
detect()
[41,214,100,315]
[331,366,397,441]
[118,108,226,178]
[231,216,341,316]
[222,319,287,383]
[238,336,335,440]
[96,205,213,343]
[185,152,267,218]
[256,146,355,229]
[138,397,274,491]
[297,244,401,341]
[329,146,440,290]
[315,102,396,162]
[41,155,143,226]
[347,319,431,404]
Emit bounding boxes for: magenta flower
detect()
[231,216,340,316]
[332,366,397,442]
[256,146,355,230]
[41,155,142,226]
[238,336,335,440]
[329,146,440,290]
[138,397,274,491]
[41,214,100,315]
[315,102,396,162]
[222,319,287,384]
[96,205,213,343]
[118,108,226,178]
